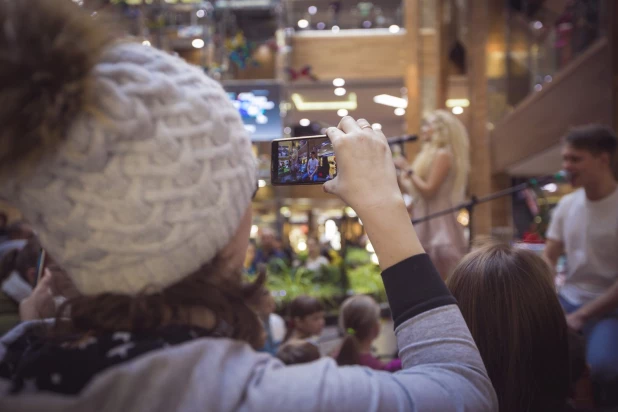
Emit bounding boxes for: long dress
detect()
[412,156,467,279]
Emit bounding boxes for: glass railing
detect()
[285,0,404,33]
[486,0,602,125]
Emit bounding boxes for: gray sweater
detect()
[0,255,497,411]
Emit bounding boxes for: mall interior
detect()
[1,0,618,411]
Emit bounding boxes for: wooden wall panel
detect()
[490,39,612,173]
[291,33,407,79]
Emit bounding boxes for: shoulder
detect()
[555,188,584,211]
[434,150,453,166]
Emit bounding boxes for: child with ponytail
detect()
[336,295,401,371]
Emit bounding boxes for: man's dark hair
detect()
[565,124,617,161]
[311,151,316,156]
[7,220,32,240]
[0,212,7,226]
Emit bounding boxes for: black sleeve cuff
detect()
[381,253,456,329]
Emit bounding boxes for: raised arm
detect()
[242,117,497,412]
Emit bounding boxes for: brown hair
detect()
[447,242,570,412]
[55,260,267,350]
[0,237,41,285]
[284,295,324,341]
[276,340,321,365]
[336,295,380,366]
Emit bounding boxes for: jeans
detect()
[560,295,618,406]
[302,173,318,182]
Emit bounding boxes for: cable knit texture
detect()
[0,43,256,295]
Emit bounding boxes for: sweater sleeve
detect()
[240,253,498,412]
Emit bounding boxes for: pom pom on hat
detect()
[0,1,256,295]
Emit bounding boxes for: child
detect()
[276,340,321,365]
[285,295,325,343]
[336,295,401,371]
[246,272,286,356]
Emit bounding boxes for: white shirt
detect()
[305,255,329,271]
[269,313,286,344]
[308,158,319,174]
[546,187,618,305]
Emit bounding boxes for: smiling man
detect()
[544,124,618,406]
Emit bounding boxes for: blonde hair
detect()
[411,110,470,203]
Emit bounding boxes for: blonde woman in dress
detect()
[394,110,470,279]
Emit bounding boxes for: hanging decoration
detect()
[286,66,318,82]
[225,32,260,70]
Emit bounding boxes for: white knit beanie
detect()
[0,41,256,295]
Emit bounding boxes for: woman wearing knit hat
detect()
[0,1,496,411]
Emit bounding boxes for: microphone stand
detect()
[411,182,532,249]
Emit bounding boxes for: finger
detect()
[338,116,362,134]
[356,118,372,131]
[323,178,337,195]
[326,126,345,145]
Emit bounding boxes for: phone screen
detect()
[271,135,337,185]
[35,249,46,286]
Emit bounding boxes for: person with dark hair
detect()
[336,295,401,371]
[0,212,7,240]
[303,151,319,182]
[448,242,571,412]
[0,221,34,258]
[544,124,618,406]
[0,2,497,410]
[285,295,325,343]
[247,279,286,356]
[276,340,321,365]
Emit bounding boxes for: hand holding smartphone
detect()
[271,135,337,185]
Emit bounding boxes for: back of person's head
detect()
[6,221,33,240]
[0,0,261,346]
[336,295,380,366]
[0,237,41,285]
[286,295,325,340]
[0,212,7,227]
[447,241,570,412]
[276,340,321,365]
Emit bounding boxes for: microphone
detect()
[528,171,568,186]
[387,134,418,145]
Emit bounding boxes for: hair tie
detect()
[346,328,356,336]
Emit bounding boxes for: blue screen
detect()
[224,83,282,142]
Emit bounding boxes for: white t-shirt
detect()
[546,187,618,305]
[305,255,329,271]
[308,158,319,175]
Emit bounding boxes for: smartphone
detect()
[35,249,46,287]
[271,135,337,185]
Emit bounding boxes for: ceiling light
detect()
[389,25,400,33]
[142,40,151,46]
[258,180,267,188]
[317,22,326,30]
[394,108,406,116]
[308,6,317,15]
[334,88,346,96]
[300,119,311,127]
[196,9,205,18]
[372,123,382,131]
[445,98,470,108]
[332,25,340,33]
[333,78,345,87]
[283,127,291,134]
[373,94,408,108]
[362,21,372,28]
[298,19,309,29]
[291,93,358,111]
[192,39,205,49]
[337,109,348,117]
[452,106,464,115]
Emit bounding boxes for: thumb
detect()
[323,178,337,195]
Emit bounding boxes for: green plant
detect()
[345,263,386,302]
[344,247,371,267]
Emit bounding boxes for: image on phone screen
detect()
[271,136,337,185]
